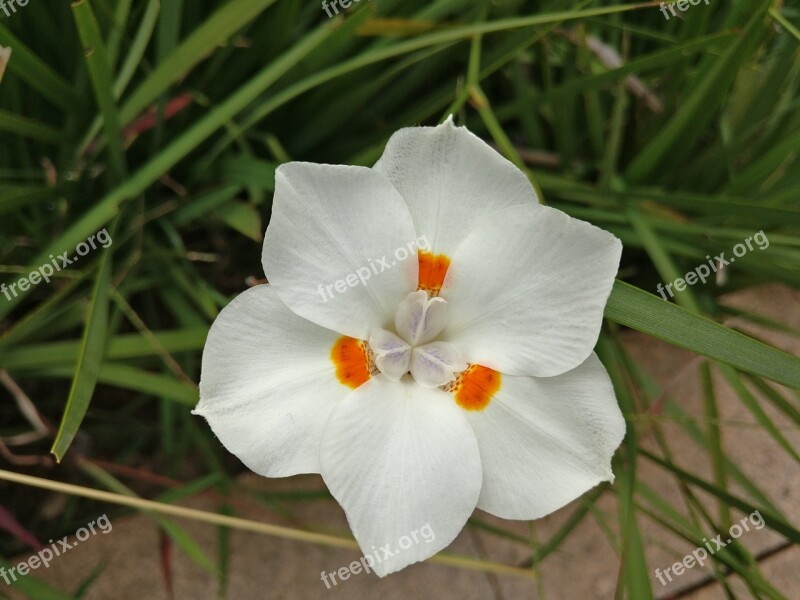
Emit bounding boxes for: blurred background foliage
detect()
[0,0,799,597]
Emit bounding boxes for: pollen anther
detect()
[331,336,372,389]
[447,364,502,411]
[418,251,451,296]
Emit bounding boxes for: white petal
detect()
[410,342,466,389]
[194,285,347,477]
[465,354,625,520]
[368,330,411,382]
[441,203,621,377]
[263,162,419,339]
[394,290,448,346]
[373,117,538,258]
[319,377,482,576]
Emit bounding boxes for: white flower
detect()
[193,117,625,576]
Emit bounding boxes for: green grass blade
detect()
[625,5,771,183]
[50,238,115,462]
[0,24,82,112]
[72,0,127,180]
[0,109,62,143]
[605,281,800,389]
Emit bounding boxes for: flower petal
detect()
[441,203,621,377]
[194,285,347,477]
[368,329,411,382]
[263,162,419,339]
[464,354,625,520]
[373,117,537,259]
[410,342,467,389]
[394,290,448,346]
[320,377,482,576]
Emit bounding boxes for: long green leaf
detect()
[51,240,115,462]
[605,281,800,389]
[0,24,82,111]
[72,0,127,180]
[625,5,770,182]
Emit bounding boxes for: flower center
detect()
[368,290,466,388]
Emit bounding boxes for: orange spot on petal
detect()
[418,251,450,295]
[331,336,371,389]
[451,365,501,411]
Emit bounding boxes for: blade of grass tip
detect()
[72,0,127,181]
[51,219,118,462]
[605,281,800,390]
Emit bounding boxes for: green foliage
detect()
[1,0,798,596]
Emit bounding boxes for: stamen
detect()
[331,336,371,389]
[446,364,502,411]
[418,251,451,296]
